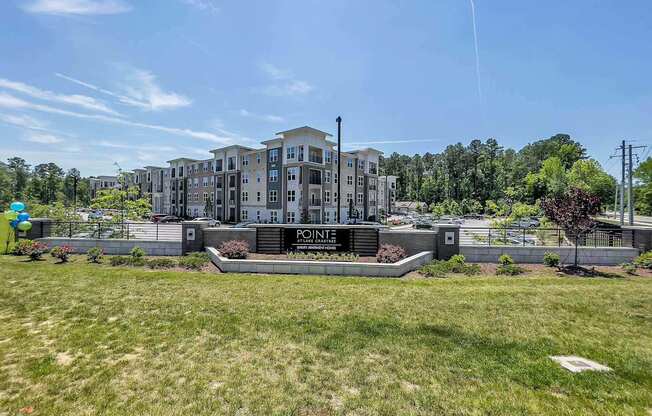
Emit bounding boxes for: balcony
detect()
[308,155,323,164]
[308,198,322,207]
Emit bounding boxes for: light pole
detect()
[336,116,342,224]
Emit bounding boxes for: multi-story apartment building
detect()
[185,159,214,218]
[378,175,398,217]
[166,157,196,217]
[210,145,254,222]
[89,175,119,198]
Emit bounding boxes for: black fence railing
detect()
[48,221,182,241]
[459,227,633,247]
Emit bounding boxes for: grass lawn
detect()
[1,256,651,415]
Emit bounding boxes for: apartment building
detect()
[185,159,214,218]
[378,175,398,217]
[166,158,196,217]
[89,175,119,198]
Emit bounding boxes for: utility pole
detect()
[336,116,342,224]
[610,141,647,226]
[628,144,634,225]
[613,184,618,219]
[621,140,625,225]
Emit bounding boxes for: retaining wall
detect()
[207,247,433,277]
[36,237,182,256]
[203,228,257,251]
[460,245,638,265]
[379,229,437,256]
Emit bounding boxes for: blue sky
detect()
[0,0,650,177]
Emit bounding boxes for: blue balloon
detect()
[10,201,25,212]
[10,219,19,229]
[17,212,30,222]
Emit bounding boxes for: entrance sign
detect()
[284,227,350,252]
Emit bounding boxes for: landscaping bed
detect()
[247,253,380,263]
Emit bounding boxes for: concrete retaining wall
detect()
[460,245,639,265]
[36,238,182,256]
[203,228,257,251]
[207,247,432,277]
[379,230,437,256]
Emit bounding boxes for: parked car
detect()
[190,217,221,227]
[159,215,182,223]
[150,213,167,223]
[232,220,255,228]
[88,210,103,220]
[414,221,433,229]
[511,218,540,228]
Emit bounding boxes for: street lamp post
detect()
[336,116,342,224]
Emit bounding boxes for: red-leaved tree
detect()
[540,187,601,267]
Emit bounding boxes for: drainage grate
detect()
[549,356,612,373]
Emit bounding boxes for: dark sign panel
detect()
[284,228,350,252]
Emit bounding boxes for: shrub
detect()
[28,242,48,261]
[109,256,130,267]
[419,260,453,278]
[130,246,146,259]
[376,244,407,264]
[496,254,524,276]
[633,251,652,269]
[178,253,210,270]
[87,247,104,263]
[13,239,34,256]
[147,258,177,269]
[219,240,249,259]
[419,256,480,278]
[50,245,74,263]
[621,262,637,275]
[543,252,560,268]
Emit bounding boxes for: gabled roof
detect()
[275,126,333,138]
[166,157,197,163]
[209,145,254,154]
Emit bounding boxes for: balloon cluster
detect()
[4,201,32,232]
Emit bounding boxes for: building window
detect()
[325,150,332,163]
[334,173,338,184]
[242,191,248,202]
[256,210,261,221]
[309,169,321,185]
[287,211,295,223]
[287,146,296,160]
[347,175,353,185]
[270,211,278,223]
[357,176,364,187]
[269,149,278,163]
[269,170,278,182]
[194,192,199,202]
[287,168,296,181]
[242,174,249,184]
[269,190,277,203]
[215,159,223,172]
[195,178,200,188]
[325,211,331,223]
[228,157,236,170]
[347,158,353,168]
[287,190,296,202]
[203,192,208,201]
[357,193,363,204]
[203,177,209,187]
[334,192,338,202]
[256,153,261,164]
[256,173,261,183]
[325,191,331,203]
[298,146,304,161]
[228,175,236,188]
[243,156,249,166]
[325,171,331,184]
[241,210,248,220]
[358,160,365,170]
[256,192,261,202]
[347,193,353,203]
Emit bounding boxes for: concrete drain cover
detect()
[550,356,611,373]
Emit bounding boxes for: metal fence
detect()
[459,226,632,247]
[48,221,182,241]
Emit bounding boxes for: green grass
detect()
[0,255,651,415]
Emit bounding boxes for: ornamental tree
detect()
[540,187,601,267]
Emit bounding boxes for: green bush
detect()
[50,245,74,263]
[498,254,514,266]
[12,239,34,256]
[419,255,480,278]
[109,256,130,266]
[87,247,104,263]
[633,251,652,269]
[496,254,524,276]
[130,246,146,259]
[178,253,210,270]
[621,262,637,275]
[543,252,560,267]
[147,258,177,269]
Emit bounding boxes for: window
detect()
[334,154,338,165]
[287,190,296,202]
[203,192,208,201]
[269,170,278,182]
[270,211,278,223]
[256,153,261,164]
[256,191,261,202]
[242,156,249,166]
[357,193,363,204]
[242,191,248,202]
[347,193,353,203]
[334,192,338,202]
[256,210,261,221]
[269,148,278,162]
[325,211,331,223]
[210,192,214,203]
[194,192,199,202]
[179,166,184,177]
[298,146,304,161]
[325,150,332,163]
[325,191,331,203]
[287,167,296,181]
[358,160,365,170]
[194,178,199,188]
[229,190,236,203]
[369,162,377,174]
[309,169,322,185]
[228,175,236,188]
[325,171,331,184]
[228,157,236,170]
[203,177,209,187]
[334,173,338,184]
[256,173,261,183]
[287,146,296,159]
[216,177,223,188]
[347,158,353,168]
[269,190,277,202]
[287,211,295,223]
[242,174,249,184]
[203,162,209,172]
[347,175,353,185]
[241,210,248,220]
[215,159,223,172]
[358,176,364,187]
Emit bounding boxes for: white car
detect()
[191,217,220,227]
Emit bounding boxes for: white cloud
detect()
[0,113,46,130]
[0,78,119,115]
[22,0,132,15]
[97,140,177,152]
[239,109,285,123]
[258,63,313,96]
[24,132,64,144]
[56,69,191,111]
[180,0,219,13]
[0,92,230,144]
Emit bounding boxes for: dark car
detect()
[159,215,182,223]
[232,220,255,228]
[150,213,167,223]
[414,221,433,229]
